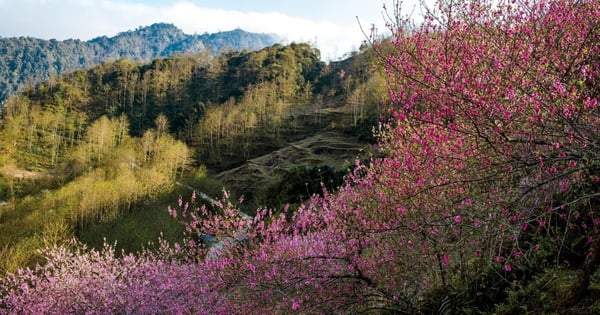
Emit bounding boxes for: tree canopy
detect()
[0,23,280,103]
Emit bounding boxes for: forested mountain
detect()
[4,42,381,168]
[0,41,383,273]
[0,23,280,102]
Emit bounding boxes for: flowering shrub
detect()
[379,0,599,304]
[206,0,598,311]
[0,240,227,314]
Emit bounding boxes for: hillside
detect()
[0,41,383,272]
[1,1,600,313]
[0,23,280,102]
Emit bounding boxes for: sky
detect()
[0,0,425,60]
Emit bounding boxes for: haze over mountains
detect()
[0,23,281,102]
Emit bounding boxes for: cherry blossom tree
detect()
[379,0,599,304]
[187,0,599,310]
[0,239,230,314]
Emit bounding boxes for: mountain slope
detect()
[0,40,384,274]
[0,23,281,102]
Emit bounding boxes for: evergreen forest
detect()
[0,23,280,103]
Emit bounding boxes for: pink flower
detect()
[454,215,462,223]
[441,254,450,267]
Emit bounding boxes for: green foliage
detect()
[493,268,600,315]
[0,193,73,274]
[0,40,380,273]
[0,176,10,201]
[77,192,183,253]
[0,24,279,103]
[184,166,224,198]
[421,285,481,315]
[0,236,45,274]
[264,165,347,209]
[0,113,193,272]
[191,43,383,169]
[78,166,222,253]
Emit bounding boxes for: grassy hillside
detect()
[0,42,384,272]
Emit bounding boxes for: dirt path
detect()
[0,165,44,180]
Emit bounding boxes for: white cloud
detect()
[158,1,363,59]
[0,0,388,60]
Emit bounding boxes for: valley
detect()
[0,41,382,271]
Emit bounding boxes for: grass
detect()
[492,268,600,315]
[0,163,224,272]
[76,197,184,253]
[77,167,223,253]
[0,195,72,273]
[78,111,373,251]
[0,100,373,270]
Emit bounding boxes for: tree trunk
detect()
[568,212,600,305]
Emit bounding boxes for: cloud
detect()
[160,1,363,59]
[0,0,376,60]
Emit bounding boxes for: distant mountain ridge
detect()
[0,23,281,102]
